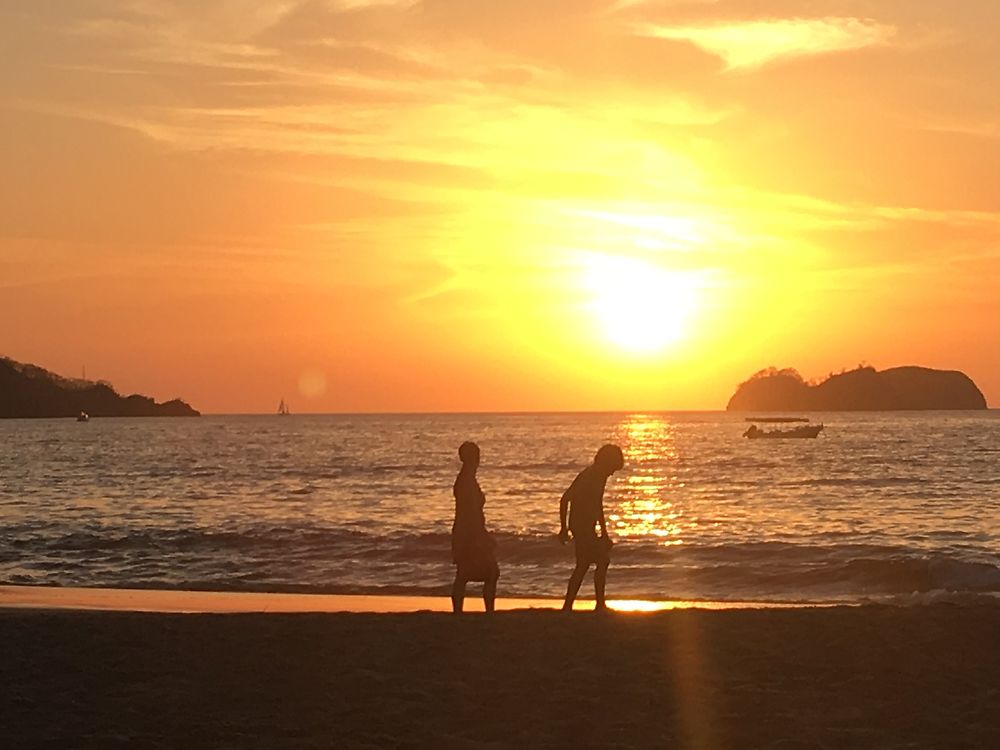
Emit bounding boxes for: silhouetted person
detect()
[559,444,624,611]
[451,441,499,613]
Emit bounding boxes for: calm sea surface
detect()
[2,412,999,603]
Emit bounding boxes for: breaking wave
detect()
[4,525,999,602]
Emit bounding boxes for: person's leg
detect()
[483,569,499,613]
[594,561,609,611]
[562,562,589,611]
[452,573,466,614]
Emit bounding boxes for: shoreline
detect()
[0,584,821,614]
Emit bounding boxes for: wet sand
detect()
[3,594,998,749]
[0,584,794,613]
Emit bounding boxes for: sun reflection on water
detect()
[608,414,686,545]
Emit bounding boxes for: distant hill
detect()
[727,366,987,412]
[0,357,199,418]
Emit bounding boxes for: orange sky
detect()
[2,1,998,412]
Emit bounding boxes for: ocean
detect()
[2,412,998,604]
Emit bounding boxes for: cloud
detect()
[919,117,1000,141]
[632,17,896,70]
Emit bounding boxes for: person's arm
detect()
[559,488,572,543]
[598,497,609,540]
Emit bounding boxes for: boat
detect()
[744,422,823,439]
[743,417,810,424]
[277,398,290,416]
[76,411,90,422]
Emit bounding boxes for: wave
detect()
[3,526,999,601]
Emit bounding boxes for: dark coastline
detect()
[728,365,988,412]
[0,357,199,418]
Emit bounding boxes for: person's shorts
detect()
[573,533,611,566]
[456,557,500,583]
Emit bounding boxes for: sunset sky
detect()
[2,1,998,412]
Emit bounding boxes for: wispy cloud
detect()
[632,17,896,70]
[918,117,1000,141]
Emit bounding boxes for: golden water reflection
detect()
[608,414,686,545]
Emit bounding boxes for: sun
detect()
[583,254,699,353]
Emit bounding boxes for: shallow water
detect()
[2,412,998,603]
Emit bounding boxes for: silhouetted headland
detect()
[0,356,199,418]
[728,365,987,411]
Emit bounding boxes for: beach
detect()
[8,1,1000,746]
[4,593,999,749]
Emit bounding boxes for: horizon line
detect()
[200,409,733,416]
[192,407,997,416]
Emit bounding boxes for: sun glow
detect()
[584,254,700,353]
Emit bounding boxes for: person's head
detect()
[458,441,480,469]
[593,444,624,476]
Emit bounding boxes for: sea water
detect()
[2,412,998,603]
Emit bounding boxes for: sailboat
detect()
[277,398,290,416]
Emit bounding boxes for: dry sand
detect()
[3,598,999,749]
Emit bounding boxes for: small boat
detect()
[744,417,810,424]
[277,398,290,416]
[744,423,823,439]
[76,411,90,422]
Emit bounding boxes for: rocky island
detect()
[727,365,987,412]
[0,357,199,418]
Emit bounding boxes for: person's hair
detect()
[458,441,480,464]
[594,444,624,473]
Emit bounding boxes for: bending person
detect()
[451,441,500,613]
[559,444,624,612]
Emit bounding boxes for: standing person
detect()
[451,441,499,613]
[558,444,624,612]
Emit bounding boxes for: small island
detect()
[0,356,199,418]
[727,365,987,412]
